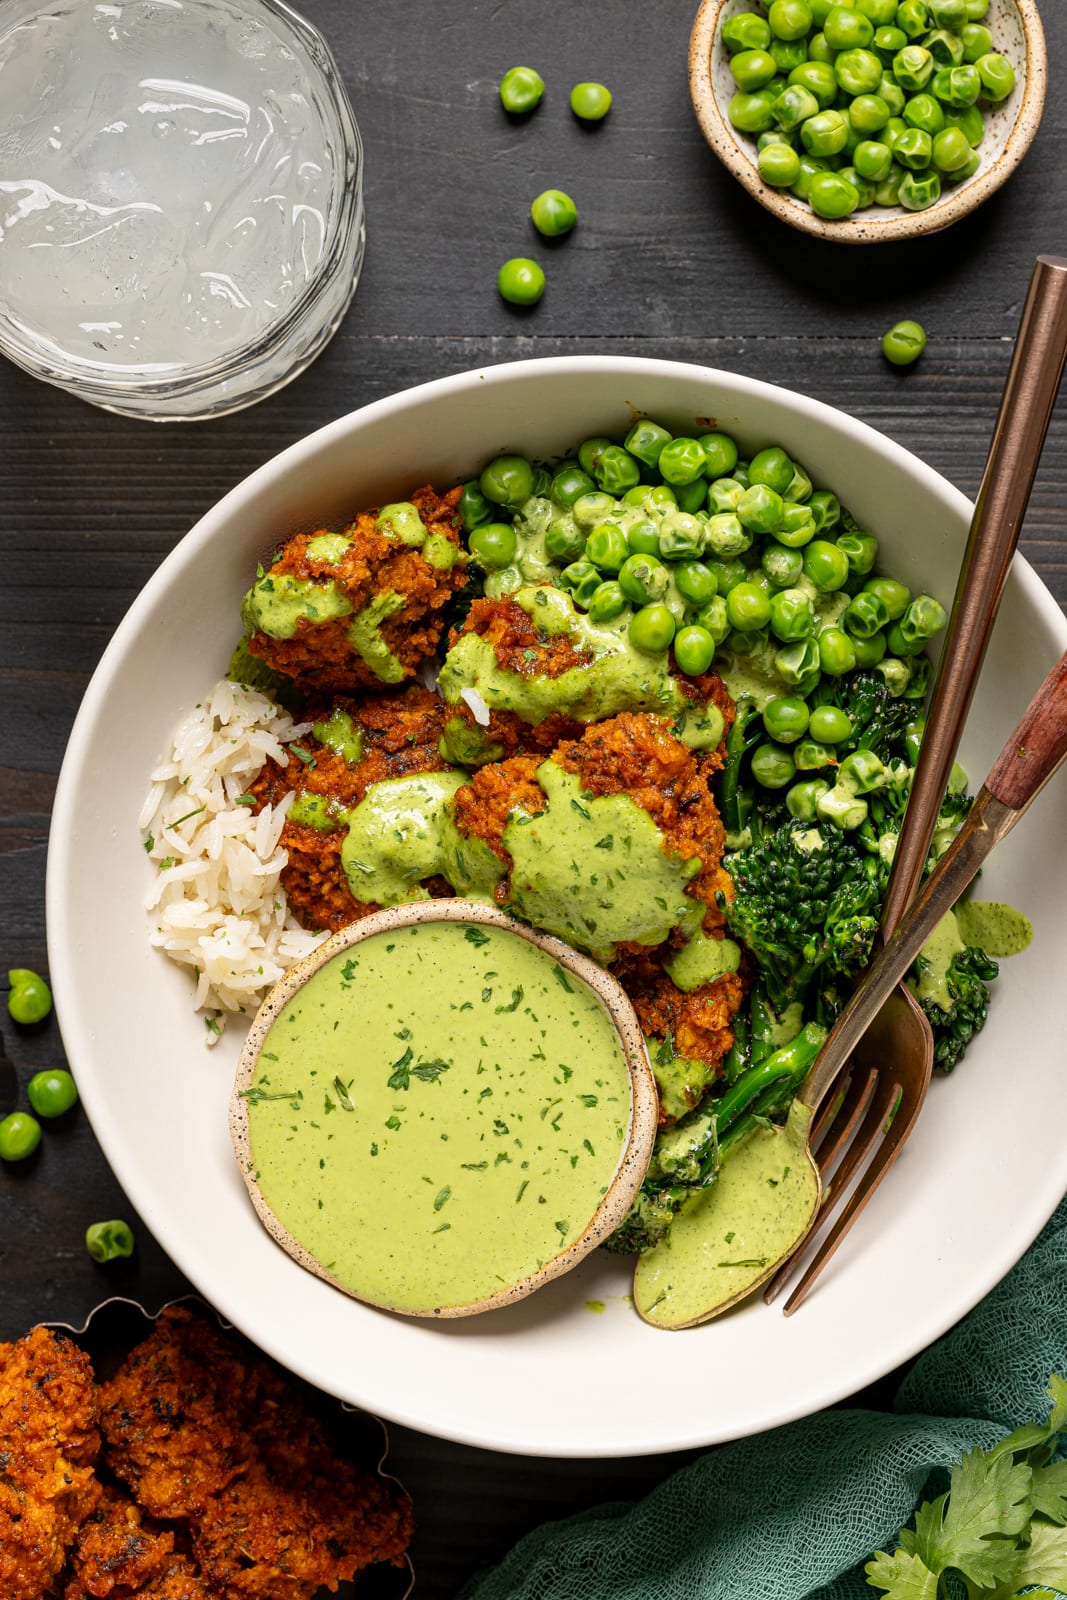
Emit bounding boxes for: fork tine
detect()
[780,1061,931,1316]
[811,1063,879,1175]
[762,1064,883,1307]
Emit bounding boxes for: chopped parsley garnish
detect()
[464,926,491,947]
[495,986,524,1014]
[332,1076,355,1111]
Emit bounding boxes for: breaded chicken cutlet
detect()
[0,1327,101,1600]
[241,484,468,696]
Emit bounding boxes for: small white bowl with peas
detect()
[689,0,1046,241]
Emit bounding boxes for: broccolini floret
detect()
[914,944,999,1072]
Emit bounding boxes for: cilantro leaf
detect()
[982,1520,1067,1599]
[864,1546,940,1600]
[911,1449,1030,1586]
[1031,1459,1067,1525]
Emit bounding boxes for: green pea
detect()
[932,125,972,171]
[808,490,841,532]
[825,5,875,46]
[7,968,53,1025]
[760,140,803,186]
[730,87,781,133]
[836,47,885,94]
[723,11,773,51]
[86,1219,136,1263]
[769,587,816,641]
[809,171,861,218]
[629,603,676,654]
[0,1111,42,1162]
[960,22,993,61]
[618,552,669,606]
[585,522,630,572]
[479,454,535,508]
[674,560,718,606]
[927,0,966,26]
[845,589,890,637]
[926,27,965,64]
[794,737,835,770]
[899,167,941,209]
[737,483,785,534]
[964,0,989,17]
[706,557,748,595]
[862,576,910,619]
[899,593,948,642]
[577,438,613,476]
[770,37,809,73]
[587,581,628,623]
[818,626,859,675]
[874,162,906,204]
[745,446,791,495]
[468,522,518,570]
[808,704,854,743]
[837,531,878,573]
[458,481,493,529]
[625,520,661,557]
[807,30,835,62]
[697,432,739,480]
[945,103,985,144]
[801,109,850,157]
[705,511,752,556]
[673,625,717,677]
[762,542,805,587]
[751,742,797,789]
[726,582,772,632]
[730,47,779,91]
[559,560,602,609]
[849,92,891,133]
[659,511,705,560]
[777,502,817,547]
[657,437,707,485]
[675,478,709,513]
[788,60,839,108]
[895,0,930,38]
[840,748,888,791]
[790,153,831,201]
[695,596,731,644]
[976,52,1014,100]
[499,66,545,115]
[803,540,850,592]
[550,466,595,509]
[27,1069,78,1118]
[838,165,877,208]
[497,258,545,306]
[852,629,889,666]
[882,318,926,364]
[932,60,981,103]
[945,148,981,183]
[893,44,934,89]
[531,189,578,237]
[572,489,616,527]
[625,419,672,467]
[873,24,908,54]
[858,0,899,21]
[903,92,945,134]
[707,476,745,513]
[593,445,640,496]
[570,81,613,120]
[763,695,811,743]
[545,520,586,563]
[786,778,831,821]
[878,74,907,114]
[852,138,893,181]
[769,0,814,38]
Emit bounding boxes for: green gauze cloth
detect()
[459,1194,1067,1600]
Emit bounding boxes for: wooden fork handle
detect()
[984,649,1067,813]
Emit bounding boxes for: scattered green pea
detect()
[531,189,578,237]
[882,319,927,365]
[0,1111,42,1162]
[569,81,612,121]
[497,258,545,307]
[629,603,676,654]
[7,968,52,1025]
[499,66,545,116]
[86,1219,136,1263]
[673,625,717,677]
[27,1069,78,1119]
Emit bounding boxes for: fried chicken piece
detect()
[65,1554,216,1600]
[65,1485,178,1597]
[449,754,546,866]
[243,484,467,695]
[98,1308,412,1600]
[615,959,746,1076]
[0,1326,101,1600]
[249,685,456,935]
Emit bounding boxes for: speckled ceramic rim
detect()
[688,0,1047,243]
[230,900,659,1320]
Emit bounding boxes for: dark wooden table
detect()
[2,2,1065,1593]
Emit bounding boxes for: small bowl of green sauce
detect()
[230,901,658,1318]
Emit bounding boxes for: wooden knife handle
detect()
[985,651,1067,812]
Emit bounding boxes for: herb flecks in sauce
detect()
[243,921,633,1314]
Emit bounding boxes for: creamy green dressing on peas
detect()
[438,584,725,751]
[240,921,633,1315]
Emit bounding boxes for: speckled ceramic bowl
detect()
[231,900,659,1319]
[689,0,1047,242]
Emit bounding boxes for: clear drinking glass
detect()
[0,0,364,419]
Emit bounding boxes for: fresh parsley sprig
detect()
[867,1375,1067,1600]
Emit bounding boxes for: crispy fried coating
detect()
[245,484,467,694]
[0,1327,101,1600]
[449,755,545,866]
[450,596,592,678]
[613,956,746,1075]
[97,1308,412,1600]
[249,685,455,935]
[65,1486,178,1598]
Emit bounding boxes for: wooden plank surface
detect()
[1,1,1065,1593]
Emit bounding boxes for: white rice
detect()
[140,678,326,1042]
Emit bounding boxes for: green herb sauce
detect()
[243,921,633,1314]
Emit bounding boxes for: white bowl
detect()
[48,356,1067,1457]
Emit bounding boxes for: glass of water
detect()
[0,0,364,419]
